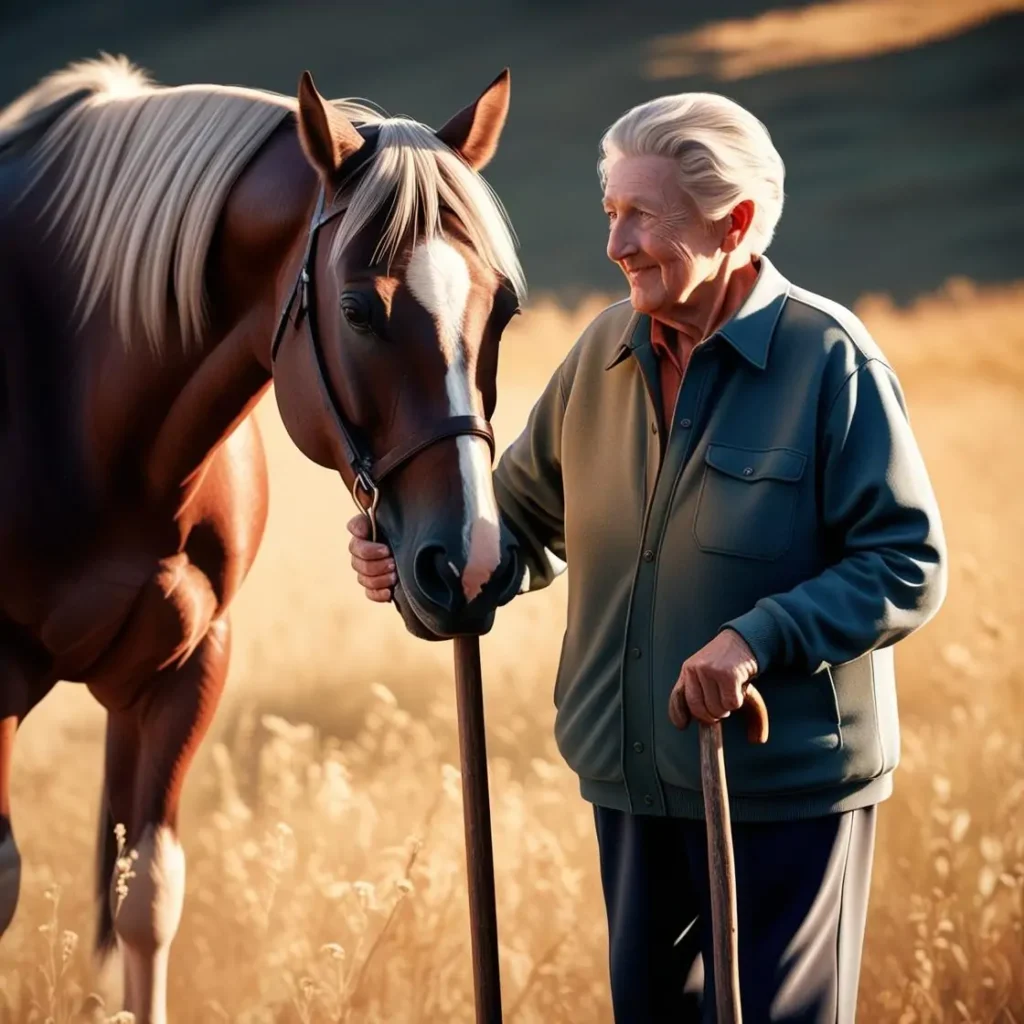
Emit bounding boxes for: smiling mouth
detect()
[625,266,656,276]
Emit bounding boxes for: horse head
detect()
[270,70,526,640]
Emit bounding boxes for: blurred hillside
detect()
[1,0,1022,306]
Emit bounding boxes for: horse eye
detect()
[341,292,374,332]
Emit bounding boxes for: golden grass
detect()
[1,279,1023,1022]
[646,0,1024,82]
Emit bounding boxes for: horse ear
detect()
[435,68,511,170]
[296,70,365,182]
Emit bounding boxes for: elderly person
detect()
[347,92,947,1022]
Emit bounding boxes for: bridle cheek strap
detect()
[269,128,496,542]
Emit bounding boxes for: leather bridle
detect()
[269,125,496,543]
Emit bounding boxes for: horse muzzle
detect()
[391,522,523,640]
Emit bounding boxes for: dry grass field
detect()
[0,277,1021,1022]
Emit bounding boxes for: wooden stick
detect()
[700,720,742,1024]
[453,636,503,1023]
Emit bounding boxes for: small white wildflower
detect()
[370,683,398,707]
[114,847,139,917]
[978,866,998,898]
[949,810,971,844]
[980,836,1003,864]
[950,944,969,972]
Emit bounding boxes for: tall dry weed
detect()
[1,280,1022,1022]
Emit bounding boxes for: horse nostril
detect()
[492,547,523,602]
[412,544,461,612]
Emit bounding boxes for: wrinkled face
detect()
[272,210,524,639]
[603,153,724,320]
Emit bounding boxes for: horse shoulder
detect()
[35,411,267,688]
[176,410,270,613]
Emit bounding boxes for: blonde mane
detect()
[0,54,526,356]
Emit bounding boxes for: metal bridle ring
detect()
[351,472,381,543]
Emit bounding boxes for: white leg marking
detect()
[115,824,185,1024]
[406,238,501,601]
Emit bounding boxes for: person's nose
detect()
[607,219,638,264]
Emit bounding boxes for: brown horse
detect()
[0,55,526,1021]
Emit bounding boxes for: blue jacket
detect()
[493,255,947,821]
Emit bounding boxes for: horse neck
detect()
[0,121,319,575]
[104,124,322,508]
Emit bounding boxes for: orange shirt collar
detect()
[649,319,685,374]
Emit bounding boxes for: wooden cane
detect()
[699,686,770,1024]
[453,636,504,1023]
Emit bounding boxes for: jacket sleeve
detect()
[492,358,570,595]
[722,357,947,674]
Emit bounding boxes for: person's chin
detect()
[628,285,662,314]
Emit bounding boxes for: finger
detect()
[348,536,393,561]
[346,514,369,539]
[685,671,715,725]
[699,668,731,720]
[352,554,396,577]
[366,587,393,603]
[721,677,745,713]
[668,681,690,730]
[676,665,702,727]
[357,571,397,591]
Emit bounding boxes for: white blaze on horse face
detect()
[406,238,501,602]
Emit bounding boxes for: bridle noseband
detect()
[270,125,496,543]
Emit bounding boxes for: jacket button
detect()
[680,417,692,428]
[642,549,654,562]
[644,794,654,807]
[633,741,644,753]
[743,466,754,476]
[651,422,658,434]
[630,647,641,659]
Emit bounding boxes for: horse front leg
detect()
[0,638,55,938]
[100,616,230,1024]
[0,713,20,939]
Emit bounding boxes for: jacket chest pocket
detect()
[693,444,807,560]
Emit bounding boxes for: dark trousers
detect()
[593,804,877,1023]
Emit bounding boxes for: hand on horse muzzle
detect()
[346,514,523,640]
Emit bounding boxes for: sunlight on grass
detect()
[2,279,1022,1022]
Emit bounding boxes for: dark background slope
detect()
[2,0,1021,306]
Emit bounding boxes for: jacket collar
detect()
[603,254,790,371]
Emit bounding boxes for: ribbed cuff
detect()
[720,605,784,674]
[581,774,893,822]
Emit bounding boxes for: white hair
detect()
[598,92,785,253]
[328,111,526,305]
[0,54,525,357]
